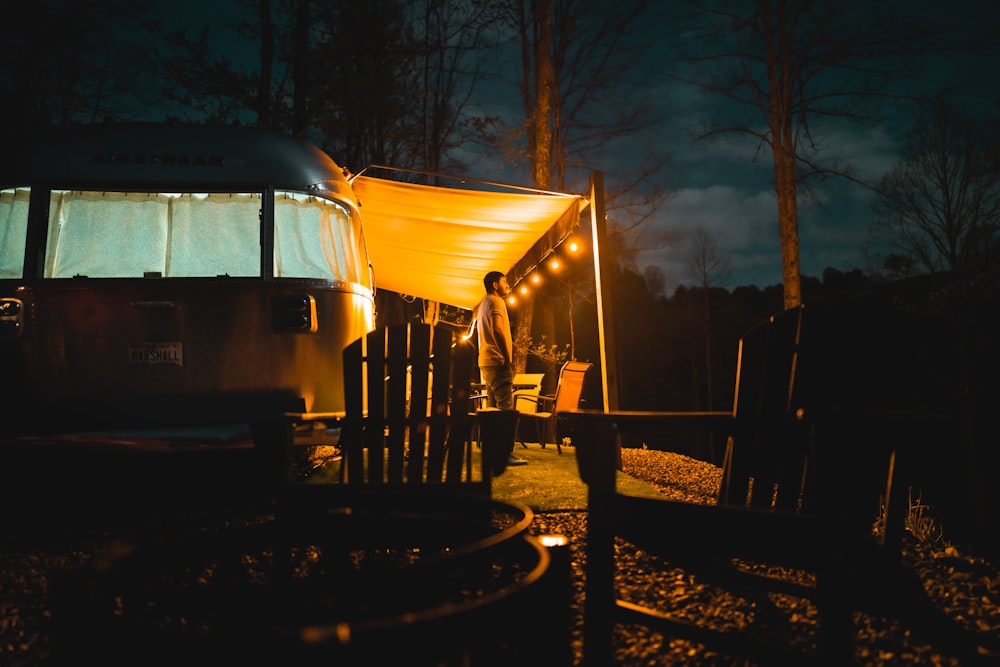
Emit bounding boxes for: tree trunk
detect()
[256,0,273,127]
[291,0,310,137]
[531,0,554,189]
[513,301,532,374]
[514,0,556,374]
[541,298,558,389]
[775,149,801,310]
[762,0,801,310]
[702,287,713,410]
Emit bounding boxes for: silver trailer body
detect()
[0,124,375,442]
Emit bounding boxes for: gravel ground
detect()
[1,447,998,666]
[531,448,1000,666]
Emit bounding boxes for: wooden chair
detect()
[514,360,592,453]
[565,301,999,666]
[342,321,482,491]
[278,322,539,523]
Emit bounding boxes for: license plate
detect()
[129,342,183,366]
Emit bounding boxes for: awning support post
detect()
[589,171,619,413]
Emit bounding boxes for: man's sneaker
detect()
[507,455,528,466]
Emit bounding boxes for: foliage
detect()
[435,302,474,329]
[904,488,946,546]
[523,335,570,364]
[874,487,946,548]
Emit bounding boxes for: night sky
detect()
[632,0,1000,290]
[151,0,1000,291]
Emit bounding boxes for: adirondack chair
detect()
[52,322,573,666]
[565,300,999,666]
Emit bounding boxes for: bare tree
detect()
[485,0,672,229]
[869,101,1000,278]
[494,0,554,372]
[686,225,732,293]
[671,0,949,310]
[290,0,311,136]
[159,0,280,127]
[493,0,671,372]
[643,264,667,299]
[530,0,556,190]
[256,0,275,128]
[411,0,506,178]
[0,1,161,130]
[684,225,731,410]
[158,0,497,174]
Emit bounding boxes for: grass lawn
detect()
[489,442,667,511]
[304,440,665,512]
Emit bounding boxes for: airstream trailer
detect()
[0,124,375,448]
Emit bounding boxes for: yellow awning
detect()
[351,174,586,311]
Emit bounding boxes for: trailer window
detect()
[0,188,30,279]
[273,191,367,285]
[44,191,261,278]
[39,189,368,285]
[166,192,262,276]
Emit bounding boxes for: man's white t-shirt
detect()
[476,293,510,367]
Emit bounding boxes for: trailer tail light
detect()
[0,298,23,338]
[272,294,317,332]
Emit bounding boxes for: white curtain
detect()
[168,193,260,277]
[273,191,364,281]
[46,191,170,278]
[0,188,30,279]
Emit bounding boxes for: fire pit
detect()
[49,497,566,666]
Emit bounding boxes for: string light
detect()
[506,235,584,306]
[471,235,583,320]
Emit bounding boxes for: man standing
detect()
[477,270,527,466]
